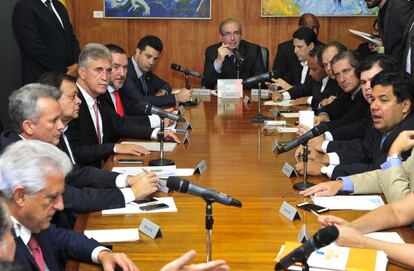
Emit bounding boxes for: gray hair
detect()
[0,140,72,200]
[78,43,112,69]
[0,196,8,245]
[219,18,243,35]
[8,83,61,133]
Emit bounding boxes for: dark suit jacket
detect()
[101,91,150,126]
[121,58,175,107]
[287,78,341,110]
[0,131,126,228]
[327,112,414,179]
[317,89,369,129]
[329,110,371,141]
[13,224,98,271]
[202,40,266,90]
[272,39,324,86]
[66,88,154,168]
[378,0,414,65]
[12,0,80,84]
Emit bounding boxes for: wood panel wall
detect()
[67,0,375,88]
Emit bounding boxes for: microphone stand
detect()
[252,82,273,123]
[293,143,314,190]
[184,74,191,89]
[149,117,175,166]
[204,200,214,262]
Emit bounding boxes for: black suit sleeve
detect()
[202,45,220,90]
[66,166,119,189]
[63,184,125,213]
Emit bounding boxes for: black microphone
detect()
[171,63,203,79]
[142,102,186,122]
[242,70,279,85]
[275,226,339,270]
[234,50,244,63]
[166,176,242,207]
[276,123,329,154]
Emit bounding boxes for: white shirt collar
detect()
[11,216,31,245]
[76,82,96,107]
[300,61,308,67]
[131,57,144,79]
[107,85,116,94]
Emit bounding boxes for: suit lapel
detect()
[14,234,40,271]
[37,229,60,270]
[34,0,65,34]
[77,89,100,144]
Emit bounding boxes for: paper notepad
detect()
[112,165,195,177]
[277,127,298,133]
[121,141,177,152]
[102,197,177,215]
[84,228,139,243]
[280,112,299,118]
[312,195,384,210]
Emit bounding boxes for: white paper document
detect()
[84,228,139,243]
[311,195,384,210]
[280,112,299,118]
[365,232,405,244]
[264,100,293,107]
[102,197,177,215]
[277,127,298,133]
[120,141,177,152]
[112,165,195,177]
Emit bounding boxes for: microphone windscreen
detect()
[314,226,339,247]
[312,123,329,136]
[166,176,189,193]
[170,63,180,71]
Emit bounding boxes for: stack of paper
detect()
[280,112,299,118]
[84,228,139,243]
[264,100,293,107]
[112,165,195,177]
[311,195,384,210]
[120,141,177,152]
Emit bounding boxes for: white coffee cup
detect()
[299,110,314,129]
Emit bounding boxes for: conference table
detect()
[70,95,414,271]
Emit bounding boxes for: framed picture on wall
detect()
[261,0,378,17]
[104,0,211,19]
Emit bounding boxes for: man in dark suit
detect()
[271,45,341,111]
[121,36,192,107]
[296,72,414,180]
[12,0,80,85]
[1,140,138,271]
[269,27,318,91]
[314,51,369,129]
[66,43,179,168]
[364,0,414,72]
[3,82,159,228]
[202,18,266,90]
[271,13,323,86]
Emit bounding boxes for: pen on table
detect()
[165,128,188,134]
[310,209,321,218]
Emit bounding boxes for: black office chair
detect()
[260,46,269,71]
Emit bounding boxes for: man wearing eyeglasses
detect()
[202,18,266,90]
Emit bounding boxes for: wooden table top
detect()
[70,96,413,271]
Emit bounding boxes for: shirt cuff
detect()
[282,92,291,100]
[327,152,340,165]
[148,114,161,128]
[307,96,313,105]
[339,176,354,193]
[321,165,336,178]
[380,157,403,169]
[120,188,135,204]
[151,128,160,140]
[213,59,222,73]
[324,131,333,141]
[115,174,128,188]
[91,246,111,264]
[321,141,330,153]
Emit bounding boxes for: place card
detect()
[183,120,193,130]
[243,95,252,105]
[279,201,301,221]
[139,218,163,239]
[282,162,297,178]
[194,160,207,174]
[298,224,309,243]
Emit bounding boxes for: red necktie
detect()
[113,89,125,117]
[28,235,46,271]
[92,101,102,144]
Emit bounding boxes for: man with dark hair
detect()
[297,72,414,179]
[12,0,80,84]
[270,45,341,110]
[121,35,192,107]
[270,27,317,90]
[272,13,323,86]
[202,18,266,90]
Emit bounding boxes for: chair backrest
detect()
[261,46,269,71]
